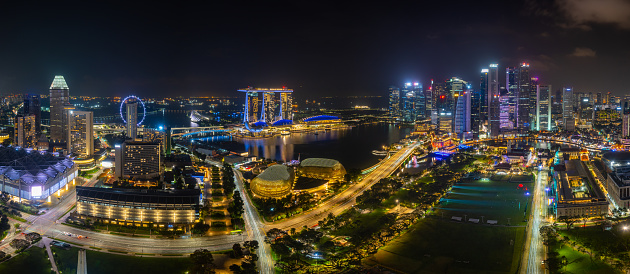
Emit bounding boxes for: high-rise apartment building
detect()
[115,141,161,179]
[49,76,69,143]
[67,110,94,157]
[15,115,37,148]
[536,85,552,131]
[23,94,41,134]
[126,101,138,140]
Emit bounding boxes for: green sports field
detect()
[367,176,534,273]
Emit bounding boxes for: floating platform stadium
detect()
[0,147,77,201]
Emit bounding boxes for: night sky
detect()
[1,1,629,99]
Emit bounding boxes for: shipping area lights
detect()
[120,95,146,126]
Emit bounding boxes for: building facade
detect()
[75,187,200,228]
[15,115,37,149]
[0,147,77,201]
[23,94,41,134]
[67,110,94,157]
[49,76,70,143]
[536,84,552,131]
[115,141,162,179]
[488,64,500,137]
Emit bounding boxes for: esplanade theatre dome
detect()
[299,158,346,180]
[251,165,294,198]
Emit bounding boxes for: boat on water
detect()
[280,131,290,135]
[372,150,389,156]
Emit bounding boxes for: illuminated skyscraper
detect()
[623,102,630,138]
[388,86,400,119]
[399,82,421,123]
[454,89,471,138]
[529,77,539,130]
[506,67,518,128]
[49,76,69,143]
[247,92,259,122]
[475,68,488,133]
[16,115,36,148]
[263,92,276,123]
[23,94,41,134]
[412,82,425,121]
[536,84,552,131]
[279,92,293,120]
[488,64,500,137]
[516,63,530,132]
[563,87,575,131]
[126,101,138,140]
[67,110,94,157]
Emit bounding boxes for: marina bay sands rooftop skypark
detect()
[237,87,293,93]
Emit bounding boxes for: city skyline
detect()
[1,1,630,98]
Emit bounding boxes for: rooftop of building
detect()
[50,75,69,90]
[300,158,341,168]
[0,146,74,185]
[76,186,200,204]
[256,165,292,182]
[556,159,607,203]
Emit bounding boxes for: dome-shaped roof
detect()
[300,158,341,168]
[251,165,294,198]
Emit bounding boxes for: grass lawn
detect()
[554,243,618,274]
[86,250,191,274]
[51,246,78,274]
[0,246,52,274]
[367,219,525,273]
[559,226,628,253]
[435,179,533,226]
[330,210,386,238]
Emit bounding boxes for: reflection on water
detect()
[236,124,413,169]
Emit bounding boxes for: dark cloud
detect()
[570,47,597,57]
[558,0,630,29]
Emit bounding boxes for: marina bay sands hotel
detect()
[239,87,293,127]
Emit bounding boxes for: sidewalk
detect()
[41,237,59,274]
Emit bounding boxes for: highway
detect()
[235,170,274,274]
[266,141,421,230]
[522,167,548,274]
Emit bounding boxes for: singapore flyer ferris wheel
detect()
[120,95,146,126]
